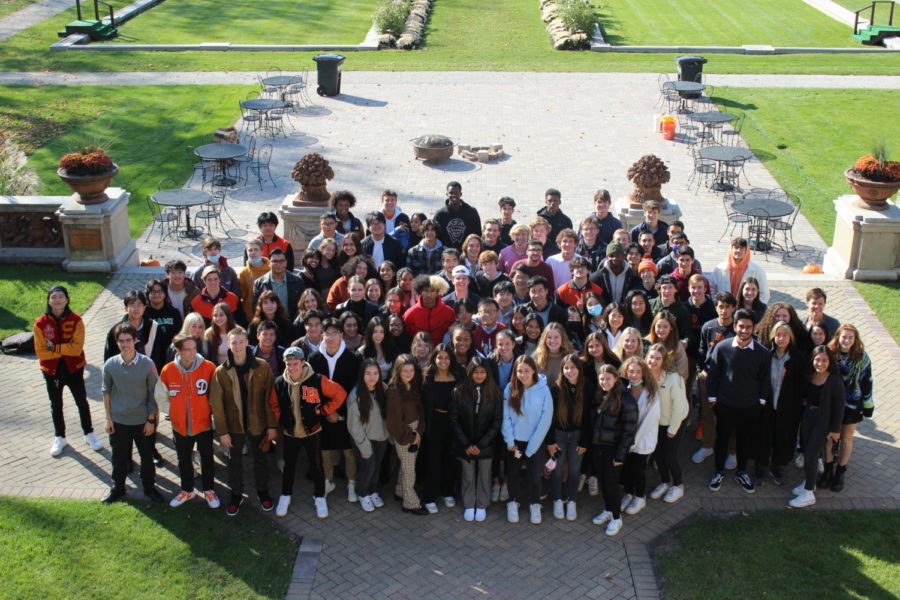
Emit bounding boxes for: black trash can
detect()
[313,53,345,96]
[676,55,707,82]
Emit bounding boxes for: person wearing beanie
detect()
[591,242,640,305]
[637,258,659,299]
[34,285,103,457]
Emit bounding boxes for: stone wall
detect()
[397,0,432,49]
[539,0,591,50]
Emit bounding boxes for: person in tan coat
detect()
[238,239,271,322]
[209,326,279,516]
[386,354,428,515]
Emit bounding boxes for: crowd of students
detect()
[34,183,875,535]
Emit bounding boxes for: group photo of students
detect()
[34,182,875,536]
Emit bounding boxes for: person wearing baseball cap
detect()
[590,242,640,305]
[443,265,481,309]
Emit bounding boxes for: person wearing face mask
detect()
[192,237,241,299]
[238,239,271,322]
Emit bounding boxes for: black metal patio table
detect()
[152,188,211,239]
[194,142,247,187]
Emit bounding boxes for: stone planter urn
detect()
[626,155,671,209]
[291,153,334,206]
[57,164,119,205]
[844,169,899,212]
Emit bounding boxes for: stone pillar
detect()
[823,195,900,281]
[613,196,683,232]
[280,197,326,265]
[56,188,138,272]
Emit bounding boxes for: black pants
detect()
[592,444,623,519]
[174,430,214,492]
[43,364,92,438]
[227,432,268,498]
[111,422,155,489]
[505,440,545,505]
[354,439,388,498]
[714,403,760,472]
[282,434,325,497]
[801,411,828,491]
[423,411,457,503]
[758,401,803,469]
[621,452,649,497]
[656,425,683,486]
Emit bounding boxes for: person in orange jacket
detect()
[155,333,219,509]
[34,285,103,457]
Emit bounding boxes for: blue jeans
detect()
[550,429,585,501]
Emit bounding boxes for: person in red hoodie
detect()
[403,275,455,344]
[155,334,220,509]
[34,285,103,457]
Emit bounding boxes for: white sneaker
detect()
[475,508,486,522]
[791,482,808,496]
[620,493,634,512]
[491,482,501,503]
[663,485,684,503]
[169,490,195,507]
[443,496,456,508]
[789,489,816,508]
[203,490,220,509]
[793,453,805,469]
[724,454,738,470]
[314,496,328,519]
[553,499,565,520]
[242,441,250,455]
[529,503,542,525]
[587,476,599,496]
[691,447,714,464]
[464,508,475,521]
[276,495,291,517]
[85,432,103,451]
[577,474,587,493]
[324,480,336,497]
[360,495,375,512]
[50,436,67,457]
[566,501,577,521]
[499,482,509,502]
[276,458,284,472]
[625,496,646,515]
[506,501,519,523]
[650,482,670,500]
[817,458,824,475]
[347,480,358,503]
[606,517,623,536]
[592,510,613,526]
[371,492,384,508]
[424,502,439,514]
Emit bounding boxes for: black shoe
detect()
[144,487,165,503]
[735,470,756,494]
[402,506,429,516]
[771,467,784,486]
[708,471,725,492]
[831,465,846,493]
[101,486,126,503]
[394,494,403,502]
[152,449,164,467]
[818,462,834,489]
[226,495,244,516]
[258,491,274,512]
[753,466,767,488]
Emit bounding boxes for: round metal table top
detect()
[698,145,752,162]
[732,197,794,219]
[194,142,247,160]
[152,189,211,207]
[241,98,288,110]
[688,111,734,124]
[262,75,302,86]
[664,80,705,92]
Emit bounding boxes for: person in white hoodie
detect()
[618,356,660,517]
[501,355,553,525]
[645,344,690,504]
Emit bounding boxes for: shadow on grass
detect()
[596,11,626,45]
[710,97,758,111]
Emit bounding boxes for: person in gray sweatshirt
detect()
[346,358,391,513]
[100,323,161,504]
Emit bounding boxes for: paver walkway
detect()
[0,0,70,42]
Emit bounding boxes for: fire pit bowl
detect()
[412,135,454,162]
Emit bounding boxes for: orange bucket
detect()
[661,117,676,140]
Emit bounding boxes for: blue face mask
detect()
[248,256,263,264]
[629,379,644,388]
[587,304,603,317]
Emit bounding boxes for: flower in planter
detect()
[852,152,900,183]
[58,145,114,176]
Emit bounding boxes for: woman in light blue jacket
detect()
[502,355,553,525]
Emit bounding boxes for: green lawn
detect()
[0,496,297,600]
[714,87,900,245]
[0,266,108,339]
[853,281,900,344]
[599,0,858,47]
[0,0,39,19]
[116,0,378,45]
[657,510,900,600]
[0,0,897,73]
[0,83,255,238]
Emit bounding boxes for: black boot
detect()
[818,461,834,489]
[831,465,846,492]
